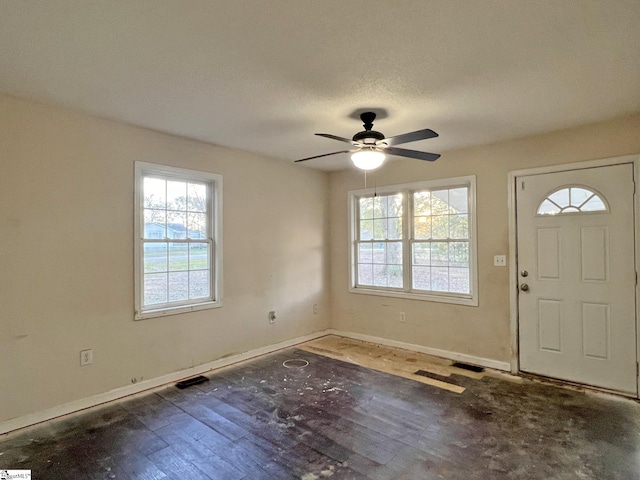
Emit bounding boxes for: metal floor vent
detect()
[451,362,485,373]
[176,375,208,389]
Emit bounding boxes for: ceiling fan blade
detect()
[382,129,438,146]
[383,146,440,162]
[294,150,352,163]
[315,133,359,145]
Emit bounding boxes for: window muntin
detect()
[537,186,607,216]
[135,163,222,319]
[350,177,477,306]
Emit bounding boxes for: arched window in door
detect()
[537,186,608,216]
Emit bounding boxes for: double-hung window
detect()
[349,176,477,306]
[134,162,222,319]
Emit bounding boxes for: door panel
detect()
[517,164,637,394]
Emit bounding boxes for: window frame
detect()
[134,162,223,320]
[348,175,478,306]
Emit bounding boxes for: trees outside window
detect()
[350,176,477,306]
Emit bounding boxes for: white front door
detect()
[517,163,637,394]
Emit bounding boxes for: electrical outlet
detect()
[494,255,507,267]
[268,311,276,324]
[80,349,93,366]
[399,312,406,323]
[313,304,318,315]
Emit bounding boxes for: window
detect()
[134,162,222,319]
[349,176,477,306]
[537,186,607,215]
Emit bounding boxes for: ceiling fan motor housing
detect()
[352,129,385,144]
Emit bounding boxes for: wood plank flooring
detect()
[2,336,640,479]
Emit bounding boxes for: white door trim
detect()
[508,154,640,396]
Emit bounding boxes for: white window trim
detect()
[348,175,478,307]
[134,162,223,320]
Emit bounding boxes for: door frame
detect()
[508,154,640,396]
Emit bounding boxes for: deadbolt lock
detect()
[520,270,528,277]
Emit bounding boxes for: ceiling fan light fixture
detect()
[351,150,385,170]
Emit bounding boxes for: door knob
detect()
[520,270,528,277]
[520,283,529,292]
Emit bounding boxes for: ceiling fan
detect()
[295,112,440,170]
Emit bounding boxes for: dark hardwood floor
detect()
[2,345,640,479]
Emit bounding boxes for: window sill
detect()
[349,286,478,307]
[135,300,222,321]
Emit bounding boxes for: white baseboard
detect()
[1,328,510,436]
[327,329,511,372]
[0,329,331,436]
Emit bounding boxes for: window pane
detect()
[386,242,402,265]
[188,183,207,212]
[360,197,374,219]
[373,218,387,240]
[358,263,373,285]
[413,266,431,290]
[570,187,592,207]
[167,211,187,239]
[143,177,166,209]
[431,190,450,215]
[189,270,210,299]
[414,216,431,239]
[582,196,606,212]
[431,267,449,292]
[187,212,207,239]
[388,265,403,288]
[413,243,430,265]
[373,196,387,218]
[167,180,187,210]
[144,210,166,239]
[431,216,449,239]
[169,243,188,271]
[189,244,209,270]
[449,242,469,268]
[450,268,470,294]
[537,199,560,215]
[448,188,468,213]
[414,191,431,216]
[360,219,373,240]
[373,264,387,287]
[144,273,167,305]
[358,243,373,263]
[549,188,570,207]
[450,214,469,239]
[431,242,449,266]
[372,242,386,264]
[387,217,402,240]
[168,272,189,302]
[387,194,403,217]
[144,243,167,273]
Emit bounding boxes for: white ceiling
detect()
[1,1,639,171]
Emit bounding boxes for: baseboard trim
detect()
[327,329,511,372]
[0,329,331,436]
[1,328,511,436]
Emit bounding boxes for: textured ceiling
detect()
[1,1,639,171]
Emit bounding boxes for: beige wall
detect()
[0,94,330,424]
[329,114,640,363]
[2,91,639,427]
